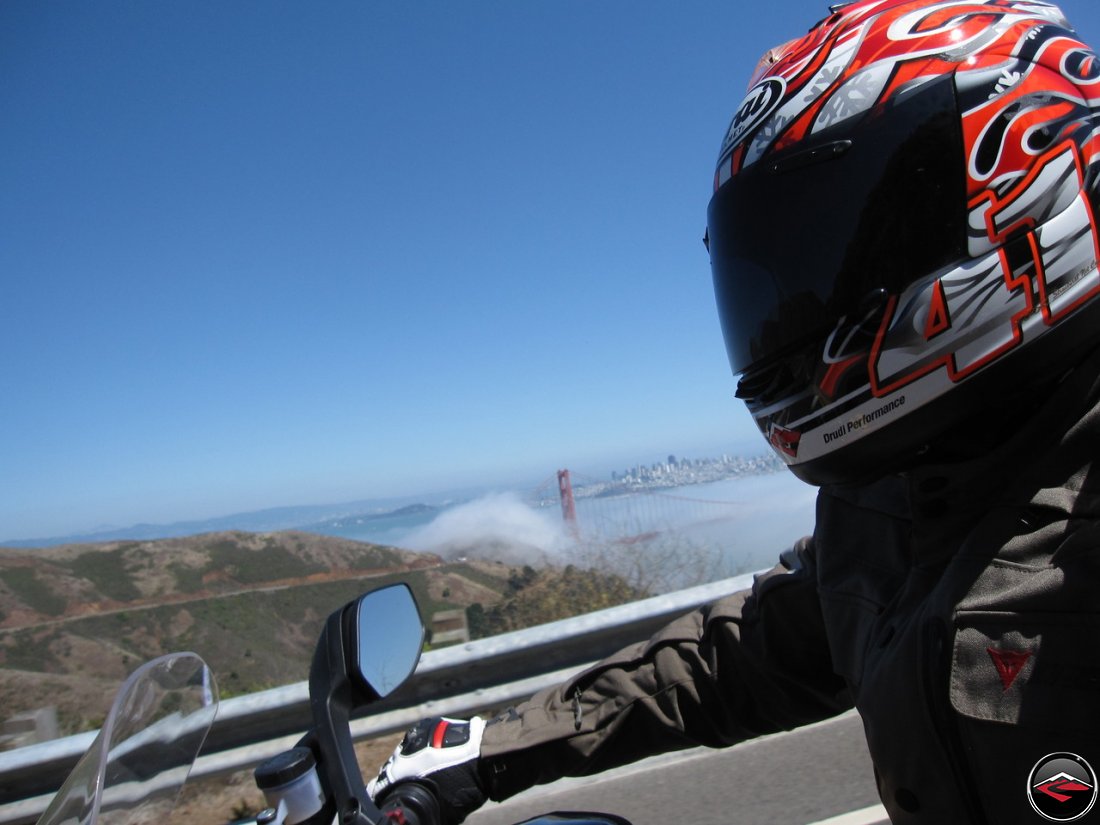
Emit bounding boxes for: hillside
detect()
[0,532,513,734]
[0,531,435,628]
[0,531,645,738]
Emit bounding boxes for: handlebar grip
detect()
[378,781,441,825]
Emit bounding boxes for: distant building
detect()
[0,707,58,751]
[431,610,470,646]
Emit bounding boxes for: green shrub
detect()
[69,549,142,602]
[0,569,66,616]
[203,538,324,584]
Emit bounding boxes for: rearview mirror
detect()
[355,584,424,697]
[304,583,426,825]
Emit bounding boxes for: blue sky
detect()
[4,1,1100,541]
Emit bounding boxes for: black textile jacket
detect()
[480,351,1100,825]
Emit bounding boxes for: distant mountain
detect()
[0,498,443,549]
[296,502,442,534]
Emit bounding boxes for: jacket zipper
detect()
[920,616,990,825]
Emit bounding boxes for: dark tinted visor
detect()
[707,74,967,374]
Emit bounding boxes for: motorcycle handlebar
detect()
[378,781,442,825]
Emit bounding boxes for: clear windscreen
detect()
[36,653,218,825]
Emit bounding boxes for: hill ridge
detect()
[0,529,645,739]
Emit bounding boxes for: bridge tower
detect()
[557,469,579,538]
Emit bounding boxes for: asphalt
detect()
[467,710,888,825]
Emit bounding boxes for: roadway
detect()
[467,710,889,825]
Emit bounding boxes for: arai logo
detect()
[721,77,786,154]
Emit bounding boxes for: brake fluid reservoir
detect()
[254,747,325,825]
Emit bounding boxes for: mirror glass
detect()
[355,584,425,697]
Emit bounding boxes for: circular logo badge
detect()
[720,77,786,155]
[1028,753,1098,822]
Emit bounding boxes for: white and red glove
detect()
[367,716,487,824]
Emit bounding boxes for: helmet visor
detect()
[707,74,968,374]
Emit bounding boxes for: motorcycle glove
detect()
[367,716,487,824]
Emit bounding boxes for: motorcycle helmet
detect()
[707,0,1100,486]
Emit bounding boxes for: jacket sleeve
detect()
[478,537,852,801]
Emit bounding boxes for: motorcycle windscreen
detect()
[706,74,968,375]
[35,653,217,825]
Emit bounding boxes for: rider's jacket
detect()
[479,352,1100,824]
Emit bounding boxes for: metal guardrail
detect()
[0,572,759,825]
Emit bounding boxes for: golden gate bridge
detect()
[528,468,757,538]
[522,467,763,592]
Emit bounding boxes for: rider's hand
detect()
[367,716,487,824]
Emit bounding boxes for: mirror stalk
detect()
[307,603,385,825]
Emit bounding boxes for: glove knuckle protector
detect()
[367,716,487,824]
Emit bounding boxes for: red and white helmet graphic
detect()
[706,0,1100,485]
